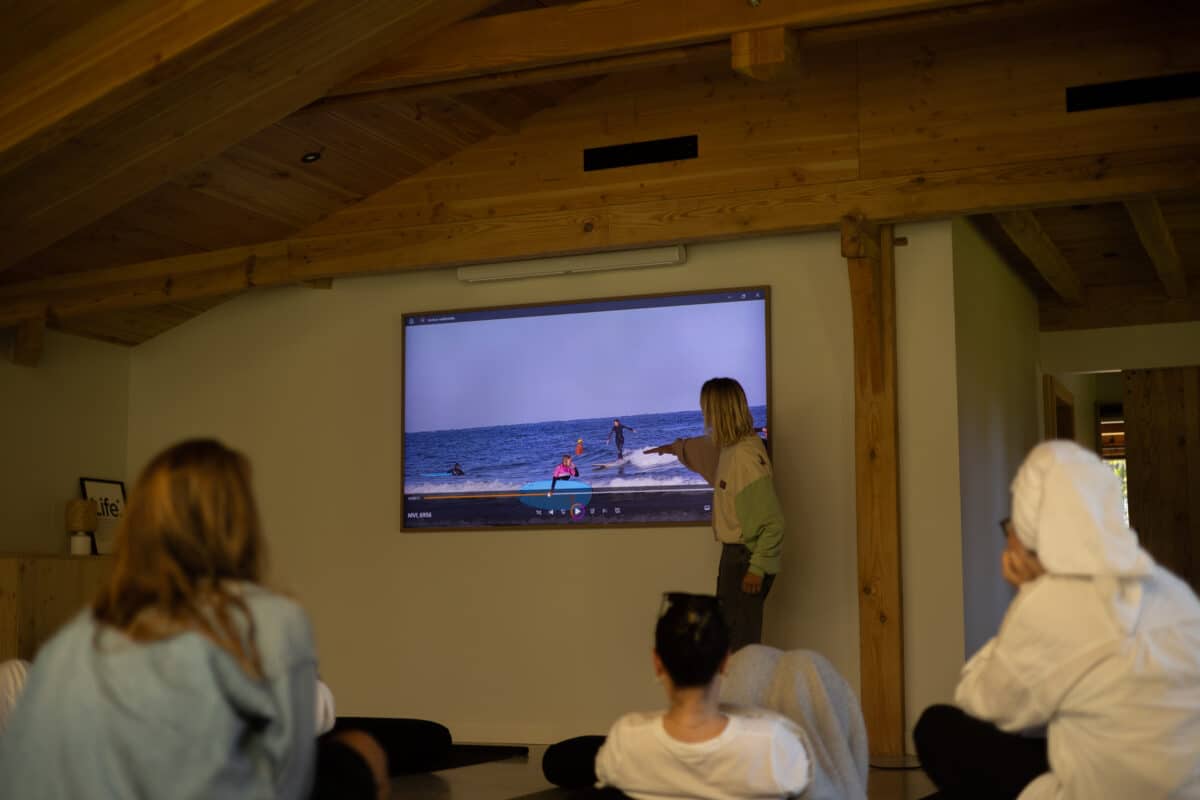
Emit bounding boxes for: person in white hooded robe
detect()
[914,440,1200,800]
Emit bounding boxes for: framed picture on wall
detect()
[80,478,126,555]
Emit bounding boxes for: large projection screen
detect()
[402,287,770,530]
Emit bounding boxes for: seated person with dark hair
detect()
[544,593,810,799]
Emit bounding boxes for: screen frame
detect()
[400,285,772,532]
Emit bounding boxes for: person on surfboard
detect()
[449,463,465,476]
[606,419,637,460]
[548,455,580,496]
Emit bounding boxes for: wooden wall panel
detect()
[1124,367,1200,593]
[0,555,113,661]
[0,559,18,661]
[857,3,1200,179]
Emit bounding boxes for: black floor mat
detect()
[430,743,529,771]
[332,716,528,775]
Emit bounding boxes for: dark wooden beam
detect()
[731,28,801,81]
[1040,278,1200,331]
[842,215,906,760]
[0,147,1196,329]
[994,210,1083,304]
[320,43,730,105]
[329,0,991,95]
[1125,195,1187,299]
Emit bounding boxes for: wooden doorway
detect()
[1124,366,1200,593]
[1043,375,1076,440]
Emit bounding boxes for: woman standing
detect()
[647,378,784,651]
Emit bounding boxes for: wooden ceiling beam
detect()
[732,28,801,82]
[994,210,1084,304]
[1040,278,1200,331]
[0,145,1193,329]
[328,0,991,96]
[318,43,730,107]
[0,0,499,273]
[1125,195,1188,298]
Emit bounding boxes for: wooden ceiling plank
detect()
[126,182,297,251]
[1,145,1195,328]
[0,0,291,178]
[1125,195,1188,298]
[732,28,801,82]
[994,210,1084,304]
[277,109,431,181]
[329,0,990,95]
[0,0,499,273]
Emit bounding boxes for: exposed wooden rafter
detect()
[319,43,730,106]
[0,0,499,273]
[329,0,991,96]
[994,210,1084,304]
[1040,278,1200,331]
[1,146,1194,329]
[1125,195,1188,298]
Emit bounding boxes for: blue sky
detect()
[405,299,767,432]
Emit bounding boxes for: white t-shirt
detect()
[595,706,810,800]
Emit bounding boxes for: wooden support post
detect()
[842,214,907,762]
[731,27,800,81]
[10,318,44,367]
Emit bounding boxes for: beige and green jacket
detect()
[669,434,785,576]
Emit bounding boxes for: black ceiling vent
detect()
[584,135,698,172]
[1066,71,1200,112]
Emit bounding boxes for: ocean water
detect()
[404,406,767,494]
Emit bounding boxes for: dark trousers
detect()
[717,543,775,652]
[914,705,1049,800]
[330,717,451,774]
[542,735,630,798]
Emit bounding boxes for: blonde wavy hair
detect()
[700,377,756,448]
[93,439,266,677]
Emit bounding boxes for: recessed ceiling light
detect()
[301,151,322,163]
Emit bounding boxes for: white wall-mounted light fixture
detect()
[456,245,687,283]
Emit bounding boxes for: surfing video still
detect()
[402,288,768,529]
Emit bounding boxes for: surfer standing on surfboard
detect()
[606,419,637,460]
[548,455,580,496]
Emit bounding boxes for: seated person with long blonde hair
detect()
[0,440,387,799]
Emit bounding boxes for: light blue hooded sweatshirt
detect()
[0,584,317,799]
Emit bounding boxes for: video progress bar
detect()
[410,487,712,501]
